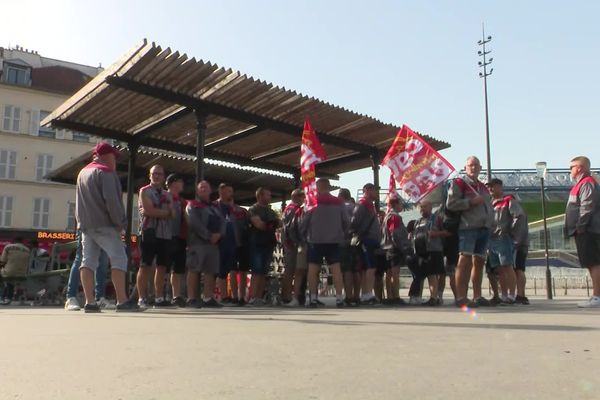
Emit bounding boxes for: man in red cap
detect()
[75,142,141,312]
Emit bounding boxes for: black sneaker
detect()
[490,296,502,306]
[116,299,144,312]
[202,298,223,308]
[153,299,173,308]
[474,297,492,307]
[455,298,469,308]
[514,295,530,305]
[186,298,202,308]
[336,299,345,308]
[344,298,354,307]
[394,298,408,306]
[423,297,438,307]
[237,298,247,307]
[316,299,326,307]
[221,297,233,305]
[172,296,187,308]
[84,303,101,313]
[307,300,319,308]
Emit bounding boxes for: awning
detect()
[42,39,450,177]
[47,147,296,205]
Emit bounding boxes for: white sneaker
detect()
[409,296,423,305]
[97,297,116,310]
[137,299,148,309]
[284,298,300,307]
[577,297,600,308]
[64,297,80,311]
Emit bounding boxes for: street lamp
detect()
[536,161,553,299]
[478,24,494,182]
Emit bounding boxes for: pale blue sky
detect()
[3,0,598,197]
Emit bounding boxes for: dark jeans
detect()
[1,281,15,301]
[407,255,425,298]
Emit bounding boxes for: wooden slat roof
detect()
[47,147,295,205]
[43,39,450,176]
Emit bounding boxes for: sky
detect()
[2,0,599,198]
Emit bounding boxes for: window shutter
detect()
[3,105,12,131]
[30,109,40,136]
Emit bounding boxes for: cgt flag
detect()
[382,125,454,202]
[300,118,327,209]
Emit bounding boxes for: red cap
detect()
[93,142,120,157]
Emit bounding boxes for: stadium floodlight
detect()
[535,161,547,179]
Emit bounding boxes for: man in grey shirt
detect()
[76,142,141,312]
[137,165,174,309]
[446,156,493,308]
[565,156,600,308]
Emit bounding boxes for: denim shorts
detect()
[514,245,528,272]
[488,237,515,269]
[249,245,274,275]
[307,243,340,265]
[458,228,490,259]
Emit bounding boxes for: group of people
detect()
[10,141,596,312]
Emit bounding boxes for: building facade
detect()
[0,46,104,245]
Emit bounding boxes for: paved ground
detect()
[1,297,599,400]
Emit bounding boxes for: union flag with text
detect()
[382,125,454,202]
[300,118,327,209]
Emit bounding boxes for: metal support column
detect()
[125,142,139,274]
[194,109,207,187]
[371,152,381,211]
[540,176,553,299]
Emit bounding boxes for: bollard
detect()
[553,277,556,297]
[534,277,537,295]
[564,278,568,296]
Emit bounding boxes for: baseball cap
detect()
[93,142,120,157]
[166,173,184,186]
[487,178,503,186]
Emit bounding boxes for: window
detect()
[0,149,17,179]
[4,63,30,86]
[38,111,56,138]
[0,196,14,227]
[72,131,91,142]
[33,198,50,229]
[66,202,76,231]
[3,105,21,133]
[35,154,53,181]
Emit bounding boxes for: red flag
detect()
[300,118,327,209]
[382,125,454,202]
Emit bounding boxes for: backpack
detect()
[439,178,465,233]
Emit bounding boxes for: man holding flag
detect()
[381,124,455,304]
[300,119,351,307]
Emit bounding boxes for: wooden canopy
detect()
[42,39,449,178]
